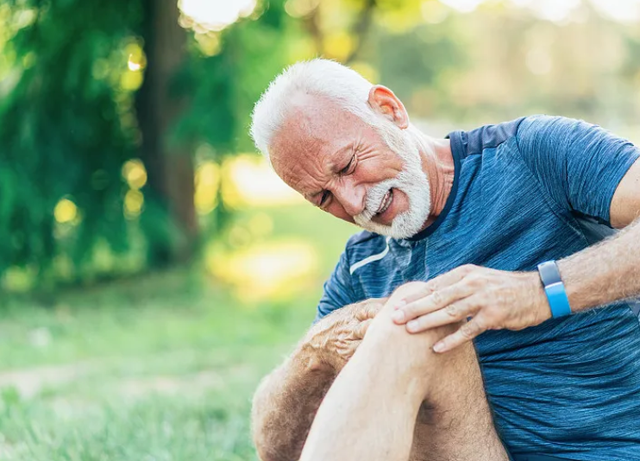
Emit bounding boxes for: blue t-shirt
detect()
[316,115,640,460]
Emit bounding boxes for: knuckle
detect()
[481,315,496,328]
[358,318,373,334]
[485,308,504,325]
[355,299,384,320]
[355,310,367,321]
[460,264,477,275]
[465,273,484,288]
[430,290,444,305]
[460,326,475,340]
[460,321,481,339]
[402,304,418,318]
[445,302,461,317]
[473,316,487,331]
[478,291,493,304]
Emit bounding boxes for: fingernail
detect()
[392,310,405,323]
[394,300,406,310]
[407,320,418,332]
[433,342,445,353]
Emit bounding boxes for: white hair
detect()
[250,58,433,239]
[250,59,378,159]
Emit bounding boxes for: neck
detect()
[408,125,455,225]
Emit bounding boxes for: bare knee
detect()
[364,284,481,399]
[368,281,464,354]
[387,281,430,308]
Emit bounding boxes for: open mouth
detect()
[376,189,393,216]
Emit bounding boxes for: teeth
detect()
[377,190,393,215]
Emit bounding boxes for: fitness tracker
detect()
[537,261,572,318]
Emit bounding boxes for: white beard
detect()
[353,124,431,239]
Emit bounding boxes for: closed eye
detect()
[339,154,356,175]
[319,190,331,207]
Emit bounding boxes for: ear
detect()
[367,85,409,129]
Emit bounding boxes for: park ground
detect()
[0,203,354,461]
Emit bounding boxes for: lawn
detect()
[0,204,356,461]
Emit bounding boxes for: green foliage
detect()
[0,0,140,284]
[0,0,297,287]
[175,0,294,154]
[1,0,639,290]
[374,3,640,124]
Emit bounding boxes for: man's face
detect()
[270,95,431,239]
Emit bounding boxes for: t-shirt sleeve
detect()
[516,115,640,224]
[315,250,357,323]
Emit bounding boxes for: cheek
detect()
[356,155,403,182]
[326,202,355,224]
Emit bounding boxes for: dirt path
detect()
[0,362,95,398]
[0,359,252,400]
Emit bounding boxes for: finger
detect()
[393,281,474,324]
[335,340,358,361]
[352,318,373,340]
[395,265,477,307]
[432,317,487,353]
[355,301,382,321]
[403,299,478,333]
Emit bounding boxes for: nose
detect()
[334,182,366,217]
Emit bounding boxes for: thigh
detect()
[408,343,509,461]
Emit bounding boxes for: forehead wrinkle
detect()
[274,136,328,197]
[286,156,325,194]
[270,95,365,197]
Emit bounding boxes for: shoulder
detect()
[456,116,527,157]
[456,115,582,156]
[515,114,588,145]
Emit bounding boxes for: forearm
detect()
[300,286,439,461]
[251,348,335,461]
[559,217,640,312]
[300,329,423,461]
[251,298,383,461]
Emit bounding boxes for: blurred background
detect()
[0,0,638,459]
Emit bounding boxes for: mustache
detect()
[356,180,397,222]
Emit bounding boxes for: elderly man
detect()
[249,59,640,461]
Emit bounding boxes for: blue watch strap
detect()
[537,261,572,318]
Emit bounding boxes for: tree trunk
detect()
[136,0,197,265]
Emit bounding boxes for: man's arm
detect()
[559,157,640,310]
[389,133,640,352]
[299,283,509,461]
[251,299,383,461]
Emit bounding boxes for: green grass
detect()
[0,203,357,460]
[0,272,318,460]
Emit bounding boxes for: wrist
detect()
[526,271,551,322]
[537,261,572,319]
[517,271,553,326]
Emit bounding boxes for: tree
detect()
[0,0,297,287]
[136,0,196,265]
[0,0,137,286]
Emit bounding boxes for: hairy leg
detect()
[300,282,509,461]
[408,345,506,461]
